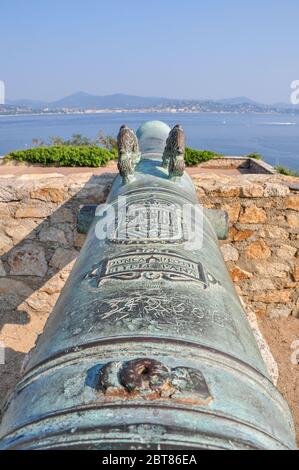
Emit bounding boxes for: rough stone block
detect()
[25,291,60,312]
[0,260,6,276]
[0,185,21,202]
[254,261,290,278]
[259,225,289,240]
[276,244,297,259]
[0,232,13,255]
[230,266,253,282]
[208,185,241,198]
[267,304,292,318]
[50,247,78,270]
[0,278,33,297]
[8,243,48,277]
[245,240,271,259]
[221,202,240,223]
[30,187,68,203]
[232,228,254,242]
[284,196,299,211]
[292,264,299,281]
[263,183,290,197]
[15,203,55,218]
[239,205,267,224]
[253,290,291,303]
[247,278,275,291]
[221,244,239,261]
[286,212,299,229]
[39,226,67,245]
[4,219,38,243]
[50,207,74,224]
[240,185,264,198]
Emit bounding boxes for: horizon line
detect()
[4,91,294,107]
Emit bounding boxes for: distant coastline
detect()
[0,112,298,171]
[1,108,298,117]
[1,92,298,116]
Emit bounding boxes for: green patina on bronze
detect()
[0,121,296,450]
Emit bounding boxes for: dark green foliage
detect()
[275,165,299,177]
[6,144,222,167]
[5,145,116,167]
[184,147,223,166]
[9,130,262,170]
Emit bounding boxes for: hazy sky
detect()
[0,0,298,103]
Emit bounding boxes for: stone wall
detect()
[0,171,298,355]
[0,172,114,357]
[0,170,298,419]
[199,156,275,174]
[192,173,299,320]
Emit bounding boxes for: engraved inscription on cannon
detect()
[84,249,221,286]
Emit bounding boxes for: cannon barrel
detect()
[0,120,296,450]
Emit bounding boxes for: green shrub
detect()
[184,147,223,167]
[245,152,263,160]
[275,165,299,177]
[5,145,117,167]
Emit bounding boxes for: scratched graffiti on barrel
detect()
[66,288,237,336]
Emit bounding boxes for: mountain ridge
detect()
[5,92,297,111]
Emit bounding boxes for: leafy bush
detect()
[275,165,299,177]
[184,147,223,166]
[245,152,263,160]
[6,142,223,168]
[5,145,117,167]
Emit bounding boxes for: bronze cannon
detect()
[0,120,296,450]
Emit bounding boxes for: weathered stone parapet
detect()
[0,169,298,443]
[198,157,275,174]
[194,173,299,320]
[0,171,298,363]
[0,172,114,359]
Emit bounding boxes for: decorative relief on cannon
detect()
[96,358,212,405]
[162,124,186,177]
[108,197,189,244]
[84,248,221,287]
[117,125,141,184]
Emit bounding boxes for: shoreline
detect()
[0,110,299,118]
[0,113,298,171]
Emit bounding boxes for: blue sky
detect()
[0,0,298,103]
